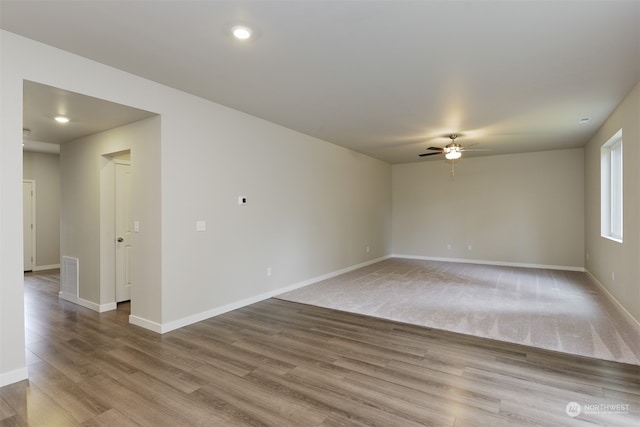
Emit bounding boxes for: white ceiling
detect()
[3,0,639,163]
[22,81,157,152]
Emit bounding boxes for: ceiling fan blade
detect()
[459,148,491,152]
[427,147,443,151]
[419,152,443,157]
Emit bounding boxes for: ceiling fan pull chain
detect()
[451,159,455,176]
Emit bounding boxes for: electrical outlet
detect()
[467,245,473,251]
[447,244,452,250]
[267,267,272,277]
[366,246,370,253]
[238,196,247,205]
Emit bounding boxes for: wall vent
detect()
[61,256,79,297]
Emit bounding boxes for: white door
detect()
[23,181,35,272]
[115,162,132,302]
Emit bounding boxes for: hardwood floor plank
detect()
[193,364,328,426]
[0,395,17,421]
[167,329,296,376]
[236,330,340,366]
[604,387,640,405]
[319,369,457,426]
[341,370,457,425]
[247,367,432,427]
[76,374,195,427]
[162,335,258,377]
[497,399,629,427]
[1,270,638,427]
[26,339,102,384]
[0,416,24,427]
[333,357,501,413]
[26,361,110,423]
[106,345,207,394]
[84,345,140,381]
[461,365,606,400]
[115,333,205,372]
[188,387,271,427]
[81,408,142,426]
[117,371,231,426]
[0,380,79,426]
[319,413,373,427]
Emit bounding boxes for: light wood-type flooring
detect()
[278,258,640,365]
[1,270,638,426]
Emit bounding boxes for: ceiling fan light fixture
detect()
[444,139,462,160]
[445,150,461,160]
[54,115,70,124]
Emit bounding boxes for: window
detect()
[601,130,623,242]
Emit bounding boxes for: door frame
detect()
[114,159,132,302]
[99,150,132,309]
[23,179,36,271]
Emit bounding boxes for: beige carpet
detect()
[277,258,640,365]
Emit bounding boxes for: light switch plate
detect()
[196,220,206,231]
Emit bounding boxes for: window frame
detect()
[601,130,623,243]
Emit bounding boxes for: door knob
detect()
[117,237,124,242]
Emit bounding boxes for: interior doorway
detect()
[23,180,35,272]
[23,80,157,313]
[114,157,132,302]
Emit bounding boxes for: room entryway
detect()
[22,180,35,272]
[114,160,132,302]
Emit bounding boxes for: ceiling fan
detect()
[418,134,488,159]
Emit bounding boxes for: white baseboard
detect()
[58,292,117,313]
[129,315,163,333]
[585,270,640,331]
[0,367,28,387]
[137,256,391,334]
[156,289,286,334]
[275,255,392,295]
[33,264,60,271]
[392,254,586,272]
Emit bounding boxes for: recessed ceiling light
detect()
[55,116,70,124]
[232,26,252,40]
[579,117,590,124]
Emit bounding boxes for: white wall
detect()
[0,30,391,385]
[60,117,161,314]
[0,31,28,388]
[392,148,585,269]
[585,82,640,323]
[23,151,60,269]
[160,103,391,327]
